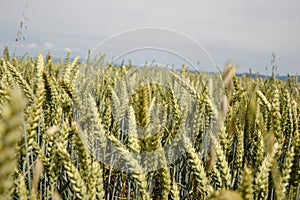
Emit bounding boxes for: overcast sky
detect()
[1,0,299,74]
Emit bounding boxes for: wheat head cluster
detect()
[0,46,299,199]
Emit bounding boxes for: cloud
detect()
[44,42,55,50]
[27,43,38,49]
[63,47,80,52]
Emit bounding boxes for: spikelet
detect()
[3,59,34,104]
[111,80,129,124]
[170,71,202,103]
[57,142,88,200]
[106,133,150,200]
[71,122,92,175]
[257,90,272,112]
[254,142,280,200]
[182,133,211,197]
[218,126,230,157]
[62,50,71,77]
[0,88,24,199]
[0,84,10,118]
[255,129,265,169]
[88,161,105,199]
[110,87,122,123]
[271,88,282,140]
[164,86,181,146]
[43,71,61,125]
[24,54,45,156]
[135,83,151,128]
[64,56,80,83]
[170,178,180,200]
[289,99,300,190]
[214,134,231,189]
[281,89,293,140]
[282,146,295,193]
[102,95,112,134]
[209,164,223,190]
[16,172,28,200]
[232,121,244,186]
[127,106,141,153]
[87,94,107,157]
[44,126,61,189]
[157,158,171,199]
[239,167,254,200]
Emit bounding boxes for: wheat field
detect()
[0,46,299,199]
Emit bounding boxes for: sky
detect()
[0,0,300,75]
